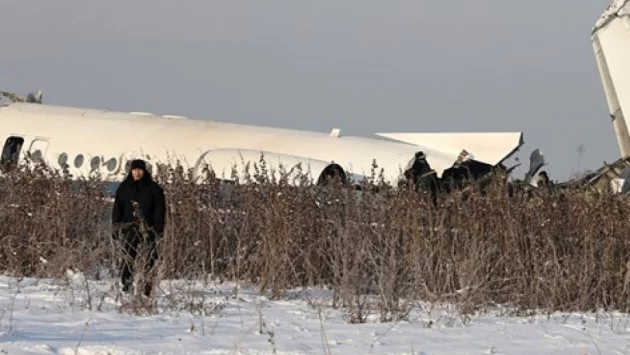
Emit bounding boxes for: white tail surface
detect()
[591,0,630,158]
[374,132,523,166]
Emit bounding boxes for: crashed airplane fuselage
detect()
[0,93,524,189]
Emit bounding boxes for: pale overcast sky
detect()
[0,0,617,180]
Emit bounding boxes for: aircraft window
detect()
[74,154,84,168]
[58,153,68,166]
[105,158,117,172]
[30,149,43,163]
[90,156,101,171]
[1,136,24,171]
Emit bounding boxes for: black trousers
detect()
[119,227,158,296]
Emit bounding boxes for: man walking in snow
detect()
[111,159,166,297]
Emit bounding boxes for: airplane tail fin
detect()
[591,1,630,158]
[374,132,523,166]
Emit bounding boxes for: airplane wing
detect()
[373,132,523,166]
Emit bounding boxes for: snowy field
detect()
[0,273,629,354]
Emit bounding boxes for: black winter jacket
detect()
[112,173,166,238]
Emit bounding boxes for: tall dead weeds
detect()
[0,160,629,321]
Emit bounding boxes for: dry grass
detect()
[1,159,629,321]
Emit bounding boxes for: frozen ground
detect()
[0,273,629,354]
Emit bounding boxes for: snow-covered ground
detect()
[0,273,629,354]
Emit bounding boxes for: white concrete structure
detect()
[0,99,524,187]
[591,0,630,157]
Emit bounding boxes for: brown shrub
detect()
[1,160,629,320]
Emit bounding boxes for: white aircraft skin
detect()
[0,100,523,187]
[588,0,630,193]
[374,132,523,167]
[591,0,630,158]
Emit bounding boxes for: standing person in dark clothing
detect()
[537,170,554,192]
[404,151,440,208]
[111,159,166,297]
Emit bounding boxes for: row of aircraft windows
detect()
[58,153,153,173]
[28,150,145,173]
[56,153,120,172]
[1,137,150,174]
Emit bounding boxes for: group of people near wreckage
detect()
[113,156,553,297]
[403,151,554,202]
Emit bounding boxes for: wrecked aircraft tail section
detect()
[591,0,630,158]
[562,0,630,194]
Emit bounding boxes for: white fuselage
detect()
[0,102,503,186]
